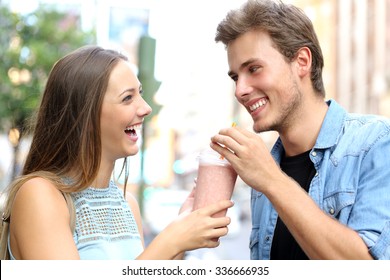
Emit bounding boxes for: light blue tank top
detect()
[71,180,143,259]
[8,180,143,260]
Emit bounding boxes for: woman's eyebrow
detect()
[119,88,136,96]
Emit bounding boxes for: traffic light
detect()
[137,35,162,118]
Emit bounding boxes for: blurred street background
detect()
[1,0,390,260]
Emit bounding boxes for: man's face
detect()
[227,30,303,133]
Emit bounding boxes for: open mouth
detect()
[249,98,268,112]
[124,124,142,137]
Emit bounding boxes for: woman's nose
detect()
[140,98,153,117]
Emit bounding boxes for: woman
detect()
[0,46,233,260]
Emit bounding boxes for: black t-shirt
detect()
[270,149,316,260]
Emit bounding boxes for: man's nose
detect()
[235,77,252,100]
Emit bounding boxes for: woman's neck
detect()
[92,159,115,188]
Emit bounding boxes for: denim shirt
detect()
[250,99,390,260]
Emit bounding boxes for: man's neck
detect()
[279,98,328,157]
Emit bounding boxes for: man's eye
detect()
[249,66,260,73]
[230,75,238,82]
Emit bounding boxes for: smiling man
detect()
[211,0,390,260]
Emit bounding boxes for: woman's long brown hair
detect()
[0,47,130,257]
[24,46,128,192]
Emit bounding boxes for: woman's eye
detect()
[122,95,132,102]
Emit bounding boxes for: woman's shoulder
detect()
[12,176,70,225]
[124,191,139,207]
[16,176,64,200]
[123,190,144,246]
[10,176,78,259]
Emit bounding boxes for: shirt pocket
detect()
[249,226,259,260]
[323,190,356,219]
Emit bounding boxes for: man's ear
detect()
[294,47,312,78]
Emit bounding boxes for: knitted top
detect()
[71,180,143,259]
[8,180,143,260]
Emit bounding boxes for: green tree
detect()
[0,5,95,181]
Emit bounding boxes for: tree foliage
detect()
[0,4,95,136]
[0,4,95,180]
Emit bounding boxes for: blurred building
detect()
[3,0,389,187]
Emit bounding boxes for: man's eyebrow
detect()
[228,58,259,77]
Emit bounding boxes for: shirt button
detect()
[314,172,319,177]
[329,208,335,215]
[311,151,317,157]
[265,236,271,242]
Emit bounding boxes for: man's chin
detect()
[253,123,268,133]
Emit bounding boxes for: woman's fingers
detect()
[205,226,230,248]
[211,225,229,238]
[214,216,232,228]
[199,199,234,217]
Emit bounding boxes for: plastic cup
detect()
[193,147,238,217]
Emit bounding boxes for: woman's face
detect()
[100,60,152,162]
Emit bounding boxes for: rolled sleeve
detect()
[367,221,390,259]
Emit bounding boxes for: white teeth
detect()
[125,124,142,131]
[249,99,267,112]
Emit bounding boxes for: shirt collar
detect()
[314,99,347,150]
[271,99,347,161]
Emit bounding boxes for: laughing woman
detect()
[0,46,233,260]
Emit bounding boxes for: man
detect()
[211,0,390,259]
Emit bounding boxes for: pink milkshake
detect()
[193,147,237,217]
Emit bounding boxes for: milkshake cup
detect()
[193,147,238,217]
